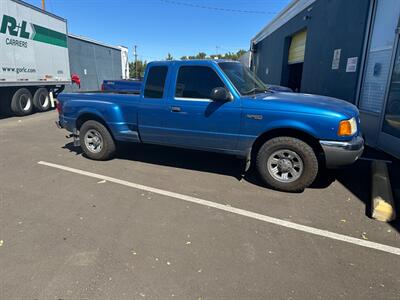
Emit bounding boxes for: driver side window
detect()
[175,66,225,99]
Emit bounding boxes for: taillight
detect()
[56,102,62,114]
[101,83,104,91]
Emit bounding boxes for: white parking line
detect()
[38,160,400,256]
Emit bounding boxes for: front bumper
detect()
[320,135,364,168]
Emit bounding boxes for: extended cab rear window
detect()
[144,66,168,98]
[175,66,225,99]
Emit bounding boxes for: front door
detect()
[164,64,241,152]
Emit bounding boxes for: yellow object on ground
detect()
[371,161,396,222]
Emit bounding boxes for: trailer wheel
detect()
[33,88,50,112]
[11,88,33,116]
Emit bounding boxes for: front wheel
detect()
[256,137,318,192]
[79,120,116,160]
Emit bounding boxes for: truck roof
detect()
[149,59,239,65]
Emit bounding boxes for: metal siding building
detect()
[251,0,400,159]
[65,34,123,92]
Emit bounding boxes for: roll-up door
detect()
[288,30,307,64]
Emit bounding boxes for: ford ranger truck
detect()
[57,60,364,192]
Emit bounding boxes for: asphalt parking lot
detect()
[1,111,400,299]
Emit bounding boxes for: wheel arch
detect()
[76,113,115,139]
[250,127,325,166]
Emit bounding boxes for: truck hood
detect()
[246,92,359,119]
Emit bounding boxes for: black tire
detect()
[79,120,116,160]
[33,88,51,112]
[256,137,318,192]
[10,88,33,116]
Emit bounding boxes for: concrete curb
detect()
[371,161,396,222]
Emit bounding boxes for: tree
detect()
[129,60,147,79]
[195,52,207,59]
[236,49,247,58]
[180,49,247,61]
[166,53,174,60]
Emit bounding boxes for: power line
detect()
[159,0,277,15]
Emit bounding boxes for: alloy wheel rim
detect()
[84,129,104,153]
[267,149,304,183]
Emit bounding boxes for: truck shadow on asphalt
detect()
[61,141,364,193]
[63,141,400,233]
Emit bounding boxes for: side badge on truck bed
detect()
[246,114,263,120]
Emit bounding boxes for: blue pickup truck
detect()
[57,60,364,192]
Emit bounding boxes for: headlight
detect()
[338,117,357,136]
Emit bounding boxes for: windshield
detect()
[218,62,269,95]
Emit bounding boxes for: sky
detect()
[24,0,291,62]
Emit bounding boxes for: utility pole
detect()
[133,45,138,79]
[41,0,45,10]
[215,46,220,59]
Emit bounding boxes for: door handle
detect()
[171,106,182,112]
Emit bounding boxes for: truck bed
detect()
[58,91,141,142]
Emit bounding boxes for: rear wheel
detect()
[10,88,33,116]
[256,137,318,192]
[79,120,116,160]
[33,88,51,112]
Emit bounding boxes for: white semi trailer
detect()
[0,0,70,116]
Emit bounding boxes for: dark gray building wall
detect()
[253,0,371,103]
[65,36,122,92]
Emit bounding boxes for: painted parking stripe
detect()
[38,161,400,256]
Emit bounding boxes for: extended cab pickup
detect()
[57,60,364,192]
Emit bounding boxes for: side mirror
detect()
[210,87,231,102]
